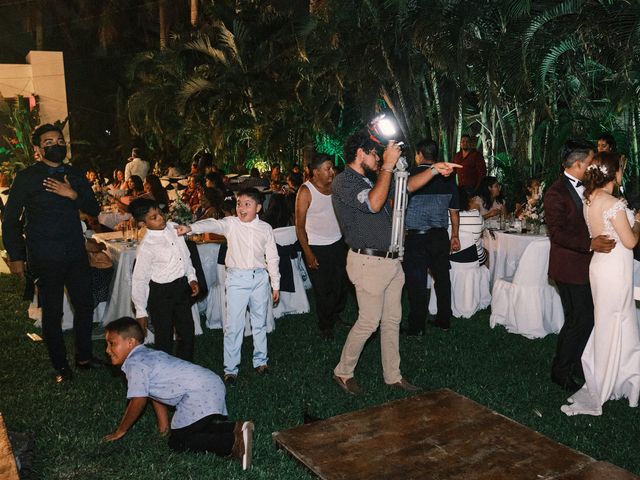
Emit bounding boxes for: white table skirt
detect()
[483,230,548,285]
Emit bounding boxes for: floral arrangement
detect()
[519,181,545,224]
[169,197,194,225]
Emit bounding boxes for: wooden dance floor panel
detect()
[272,389,637,480]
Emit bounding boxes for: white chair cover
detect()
[489,239,564,338]
[428,230,491,319]
[268,226,310,320]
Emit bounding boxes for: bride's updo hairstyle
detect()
[583,151,621,203]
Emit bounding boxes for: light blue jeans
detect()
[224,268,270,375]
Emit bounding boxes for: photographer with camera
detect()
[331,131,458,395]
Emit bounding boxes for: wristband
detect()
[380,167,394,173]
[430,165,440,176]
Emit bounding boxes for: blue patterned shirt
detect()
[121,345,227,429]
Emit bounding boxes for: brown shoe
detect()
[224,374,237,385]
[332,374,363,396]
[231,421,254,470]
[254,365,269,375]
[387,378,420,392]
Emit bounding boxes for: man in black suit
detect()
[544,140,615,392]
[2,124,102,383]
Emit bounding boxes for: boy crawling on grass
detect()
[103,317,254,470]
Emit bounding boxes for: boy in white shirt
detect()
[177,188,280,384]
[130,198,200,361]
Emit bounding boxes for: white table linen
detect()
[489,235,564,338]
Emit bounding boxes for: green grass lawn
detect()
[1,272,639,479]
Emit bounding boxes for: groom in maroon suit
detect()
[545,140,615,392]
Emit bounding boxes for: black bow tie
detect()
[47,165,65,175]
[575,180,583,188]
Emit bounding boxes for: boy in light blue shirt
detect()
[103,317,254,470]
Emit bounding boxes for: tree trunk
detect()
[380,42,411,142]
[159,0,168,50]
[430,72,449,161]
[190,0,198,27]
[421,77,437,141]
[632,105,639,180]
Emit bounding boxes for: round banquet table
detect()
[483,230,549,285]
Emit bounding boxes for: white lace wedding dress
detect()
[561,199,640,416]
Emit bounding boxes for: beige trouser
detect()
[334,250,405,384]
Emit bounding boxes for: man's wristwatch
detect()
[430,164,440,176]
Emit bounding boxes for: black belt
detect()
[351,248,399,259]
[407,228,446,235]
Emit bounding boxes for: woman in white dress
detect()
[562,152,640,416]
[470,176,506,226]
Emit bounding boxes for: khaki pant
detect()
[334,250,405,384]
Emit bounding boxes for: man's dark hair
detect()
[105,317,144,343]
[344,130,376,164]
[415,139,439,162]
[597,133,616,151]
[129,197,161,222]
[131,147,141,157]
[460,134,471,140]
[237,187,263,205]
[560,140,595,168]
[31,124,63,146]
[310,152,334,171]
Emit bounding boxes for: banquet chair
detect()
[489,239,564,339]
[267,226,310,321]
[428,231,491,319]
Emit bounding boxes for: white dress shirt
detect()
[190,216,280,290]
[564,172,585,200]
[125,157,150,181]
[132,222,197,317]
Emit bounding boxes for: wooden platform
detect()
[273,389,638,480]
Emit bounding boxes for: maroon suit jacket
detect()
[545,175,592,284]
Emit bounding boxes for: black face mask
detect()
[43,144,67,164]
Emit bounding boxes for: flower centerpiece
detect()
[519,181,545,233]
[169,197,194,225]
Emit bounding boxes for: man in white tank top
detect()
[295,153,349,340]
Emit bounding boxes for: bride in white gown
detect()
[562,152,640,416]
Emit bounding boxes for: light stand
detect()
[389,156,408,260]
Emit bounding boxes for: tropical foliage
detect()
[5,0,640,195]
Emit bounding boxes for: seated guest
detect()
[142,174,170,212]
[103,317,254,469]
[262,193,294,229]
[110,169,127,192]
[450,187,487,266]
[269,164,283,190]
[115,175,144,210]
[285,172,303,195]
[239,168,269,189]
[514,178,542,219]
[198,187,225,220]
[86,169,102,193]
[471,176,505,220]
[166,163,183,178]
[182,175,202,213]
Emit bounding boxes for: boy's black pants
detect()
[148,276,194,361]
[169,414,235,455]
